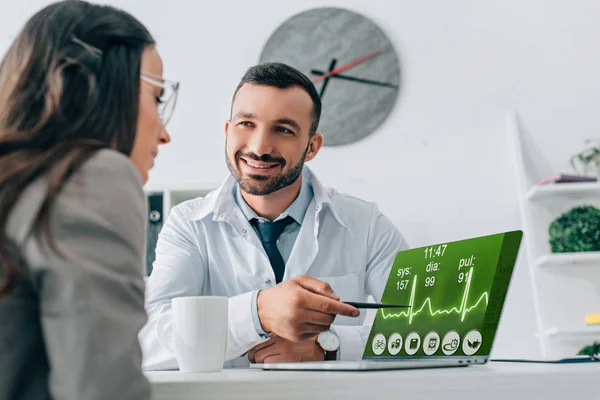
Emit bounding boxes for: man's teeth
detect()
[246,160,275,169]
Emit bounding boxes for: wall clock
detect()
[259,7,401,146]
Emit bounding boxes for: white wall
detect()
[3,0,600,359]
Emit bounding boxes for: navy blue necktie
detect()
[251,216,295,283]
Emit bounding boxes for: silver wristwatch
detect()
[316,329,340,360]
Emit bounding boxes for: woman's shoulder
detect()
[67,148,143,197]
[58,149,145,216]
[60,148,146,220]
[8,148,146,246]
[78,148,143,186]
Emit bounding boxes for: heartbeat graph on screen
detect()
[381,267,489,324]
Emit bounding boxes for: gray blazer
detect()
[0,149,151,400]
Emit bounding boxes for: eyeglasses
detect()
[68,38,180,126]
[140,72,180,127]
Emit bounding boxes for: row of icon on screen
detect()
[371,330,482,356]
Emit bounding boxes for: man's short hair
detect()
[232,62,321,136]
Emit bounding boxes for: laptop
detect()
[251,230,523,371]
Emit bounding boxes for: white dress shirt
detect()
[234,175,314,337]
[140,167,409,369]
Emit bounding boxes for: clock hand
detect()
[319,59,337,98]
[311,69,398,89]
[311,49,384,83]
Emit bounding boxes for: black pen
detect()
[343,302,411,309]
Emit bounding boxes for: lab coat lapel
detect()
[210,176,274,282]
[284,199,319,279]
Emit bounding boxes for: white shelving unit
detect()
[508,110,600,358]
[542,327,600,338]
[534,252,600,269]
[142,183,219,275]
[526,183,600,202]
[144,182,220,219]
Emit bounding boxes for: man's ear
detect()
[304,133,323,162]
[224,120,231,137]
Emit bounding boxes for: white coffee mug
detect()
[157,296,228,373]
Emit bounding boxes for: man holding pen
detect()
[140,62,409,369]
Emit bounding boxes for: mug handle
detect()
[156,313,176,357]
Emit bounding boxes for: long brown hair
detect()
[0,0,155,296]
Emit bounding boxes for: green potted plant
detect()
[570,139,600,178]
[577,342,600,360]
[548,206,600,253]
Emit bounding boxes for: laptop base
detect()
[251,358,478,371]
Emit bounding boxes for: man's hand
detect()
[257,275,359,342]
[248,335,324,363]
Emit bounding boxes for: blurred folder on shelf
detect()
[538,174,597,184]
[585,313,600,325]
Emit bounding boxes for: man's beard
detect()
[226,144,308,196]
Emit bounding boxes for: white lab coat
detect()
[140,167,409,369]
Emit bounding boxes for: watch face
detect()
[259,7,401,146]
[318,330,340,352]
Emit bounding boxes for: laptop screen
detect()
[363,230,522,359]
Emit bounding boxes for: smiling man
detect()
[140,62,409,369]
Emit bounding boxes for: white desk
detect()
[147,361,599,400]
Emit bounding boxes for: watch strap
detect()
[324,349,338,361]
[316,330,339,361]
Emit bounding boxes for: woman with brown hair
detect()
[0,1,177,398]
